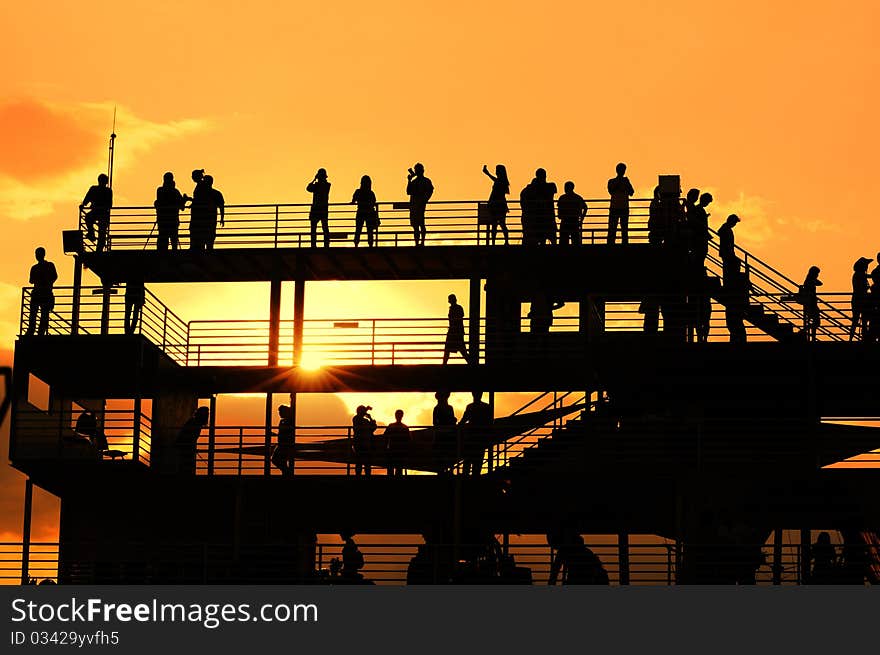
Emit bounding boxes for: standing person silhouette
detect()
[154,172,188,251]
[271,404,295,476]
[352,405,377,476]
[850,257,872,341]
[201,175,225,250]
[383,409,411,476]
[717,214,741,284]
[460,391,493,477]
[124,274,145,335]
[352,175,380,247]
[81,173,113,251]
[557,181,587,246]
[406,163,434,246]
[176,406,209,475]
[442,294,471,364]
[689,192,713,266]
[801,265,823,341]
[432,391,457,468]
[26,247,58,336]
[188,169,208,250]
[607,163,634,244]
[482,164,510,245]
[307,168,331,248]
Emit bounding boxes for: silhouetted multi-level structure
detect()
[8,187,880,585]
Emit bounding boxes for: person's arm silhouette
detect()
[482,165,497,182]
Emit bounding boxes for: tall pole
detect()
[107,106,117,189]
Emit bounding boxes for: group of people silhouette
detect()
[75,162,653,250]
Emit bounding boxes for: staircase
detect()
[704,228,851,342]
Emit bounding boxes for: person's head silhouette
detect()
[34,247,46,262]
[564,181,575,193]
[278,404,291,419]
[448,293,457,305]
[414,163,424,176]
[653,185,662,200]
[472,391,483,402]
[163,171,175,187]
[435,390,450,402]
[195,406,210,423]
[726,214,740,226]
[496,164,508,181]
[360,175,372,190]
[616,162,626,176]
[686,188,700,204]
[316,168,328,180]
[535,168,547,182]
[394,409,404,422]
[203,175,214,188]
[98,173,109,186]
[855,257,872,272]
[699,192,713,207]
[192,169,205,183]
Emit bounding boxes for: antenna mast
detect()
[107,106,117,189]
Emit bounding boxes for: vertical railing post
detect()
[772,528,783,585]
[20,478,33,585]
[293,279,305,366]
[162,307,167,350]
[207,395,217,476]
[71,258,83,335]
[274,205,279,248]
[264,393,273,477]
[132,397,142,463]
[371,320,376,366]
[469,277,480,364]
[346,427,352,476]
[618,532,630,586]
[238,428,244,476]
[100,284,111,335]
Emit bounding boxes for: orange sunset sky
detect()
[1,0,879,541]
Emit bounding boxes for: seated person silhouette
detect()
[74,411,125,459]
[340,530,371,583]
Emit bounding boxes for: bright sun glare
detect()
[299,352,324,371]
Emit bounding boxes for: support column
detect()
[800,528,811,584]
[772,528,783,585]
[100,283,112,335]
[293,279,305,366]
[618,532,630,585]
[264,393,273,476]
[469,277,480,364]
[289,391,297,478]
[207,395,217,476]
[268,280,282,367]
[132,396,142,464]
[71,258,83,335]
[21,478,33,584]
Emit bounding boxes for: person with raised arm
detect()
[406,163,434,246]
[482,164,510,245]
[307,168,331,248]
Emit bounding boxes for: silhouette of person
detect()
[442,294,471,364]
[124,274,145,335]
[202,175,225,250]
[81,173,113,251]
[433,391,457,466]
[340,530,366,581]
[154,172,188,251]
[482,164,510,245]
[352,405,377,476]
[527,168,557,245]
[460,391,492,476]
[867,252,880,342]
[176,406,209,474]
[383,409,410,476]
[307,168,331,248]
[271,404,295,476]
[547,530,609,585]
[811,531,839,584]
[557,181,587,246]
[607,163,634,244]
[352,175,380,247]
[75,410,107,451]
[851,257,872,341]
[406,163,434,246]
[528,293,564,334]
[695,273,712,343]
[801,265,822,341]
[724,257,749,344]
[682,187,700,251]
[188,169,208,250]
[26,248,58,336]
[717,214,741,283]
[647,186,666,246]
[689,192,713,266]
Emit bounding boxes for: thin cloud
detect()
[0,100,210,221]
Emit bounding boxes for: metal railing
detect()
[78,199,654,252]
[19,288,866,369]
[13,406,151,466]
[5,534,876,585]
